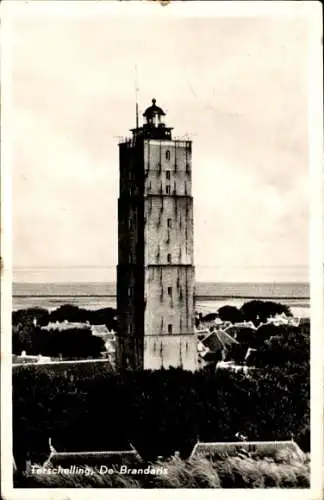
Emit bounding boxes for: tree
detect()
[12,323,34,354]
[200,313,218,323]
[12,307,50,327]
[49,304,88,323]
[45,327,105,359]
[240,300,292,326]
[218,306,243,324]
[256,325,309,367]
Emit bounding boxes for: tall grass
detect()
[15,453,310,489]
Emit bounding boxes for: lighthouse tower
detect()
[116,99,197,371]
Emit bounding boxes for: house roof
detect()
[189,440,304,460]
[91,324,110,335]
[201,330,238,352]
[45,447,143,468]
[43,322,88,331]
[229,321,257,330]
[224,325,256,338]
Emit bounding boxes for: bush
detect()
[13,364,310,469]
[226,457,265,488]
[14,455,309,488]
[256,324,309,367]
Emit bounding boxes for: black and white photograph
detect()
[1,0,323,496]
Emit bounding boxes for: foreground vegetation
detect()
[14,453,310,488]
[13,361,309,468]
[12,301,310,488]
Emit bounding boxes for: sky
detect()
[7,2,312,283]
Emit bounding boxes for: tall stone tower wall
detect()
[143,139,197,370]
[116,100,197,371]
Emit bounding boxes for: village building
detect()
[189,439,304,461]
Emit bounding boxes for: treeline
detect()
[13,353,310,470]
[12,304,118,330]
[12,325,105,359]
[13,300,291,331]
[12,304,117,358]
[197,300,292,327]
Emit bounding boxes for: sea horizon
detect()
[12,280,310,295]
[12,281,310,317]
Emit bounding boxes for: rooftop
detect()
[189,440,304,460]
[44,445,143,468]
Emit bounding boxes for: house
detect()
[215,361,253,375]
[245,347,257,364]
[91,325,116,349]
[266,314,300,327]
[13,351,51,365]
[91,324,111,337]
[189,439,304,461]
[89,325,116,356]
[228,321,257,330]
[224,324,256,340]
[43,440,143,469]
[42,321,88,331]
[201,330,238,353]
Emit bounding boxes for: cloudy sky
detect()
[8,2,312,283]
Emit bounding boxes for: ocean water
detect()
[12,282,310,317]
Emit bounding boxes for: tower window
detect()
[167,286,172,297]
[167,218,172,228]
[168,324,173,334]
[128,287,132,297]
[166,150,170,161]
[166,185,171,194]
[128,324,132,334]
[167,253,172,263]
[166,170,171,180]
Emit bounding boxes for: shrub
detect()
[13,363,310,468]
[226,457,265,488]
[14,455,309,488]
[188,457,221,488]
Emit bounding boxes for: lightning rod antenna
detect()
[135,63,139,129]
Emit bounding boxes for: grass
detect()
[14,453,310,489]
